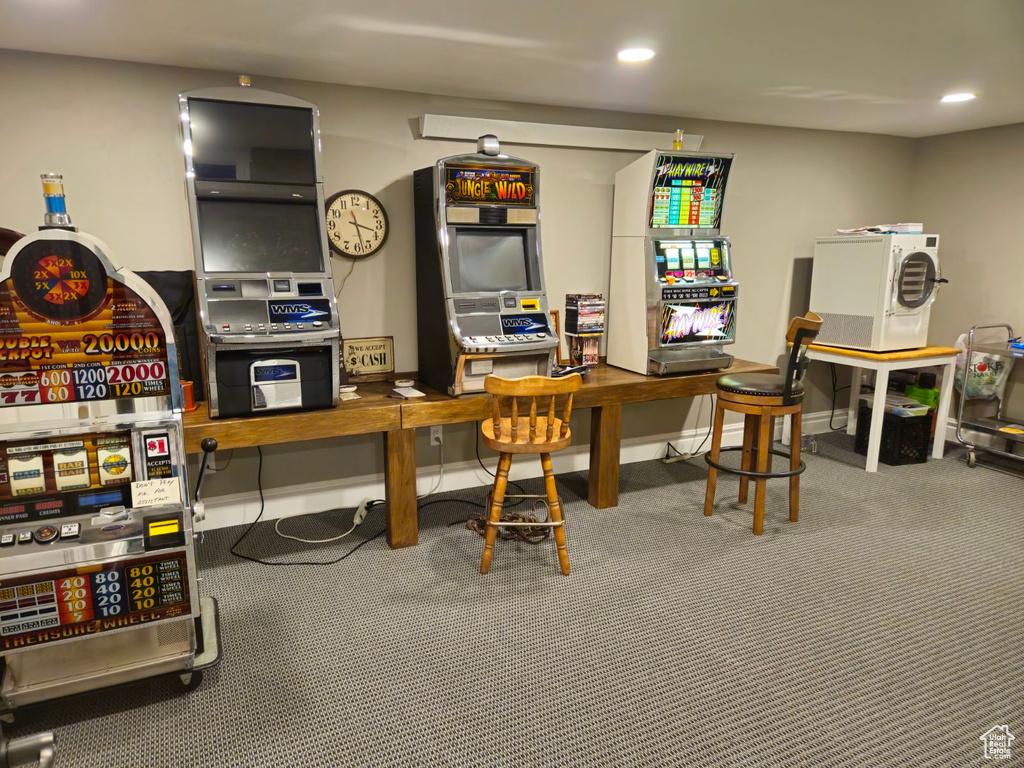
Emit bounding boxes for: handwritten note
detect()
[131,478,181,509]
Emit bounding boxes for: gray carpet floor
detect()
[8,433,1023,767]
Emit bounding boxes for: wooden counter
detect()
[184,359,777,549]
[401,358,777,428]
[182,380,403,454]
[401,359,776,516]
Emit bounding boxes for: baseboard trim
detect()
[197,408,847,531]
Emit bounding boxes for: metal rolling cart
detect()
[954,323,1024,468]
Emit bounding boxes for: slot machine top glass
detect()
[0,185,209,711]
[607,150,739,376]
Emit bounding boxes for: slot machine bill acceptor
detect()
[179,83,342,417]
[0,179,219,726]
[414,136,558,395]
[608,151,738,374]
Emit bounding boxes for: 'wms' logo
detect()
[980,726,1015,760]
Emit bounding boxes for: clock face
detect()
[325,190,389,259]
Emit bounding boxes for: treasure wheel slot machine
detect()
[0,176,220,723]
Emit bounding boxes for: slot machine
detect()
[179,82,343,418]
[413,135,558,396]
[0,178,218,721]
[607,150,738,375]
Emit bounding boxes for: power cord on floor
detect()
[229,446,387,566]
[274,496,374,544]
[829,363,852,431]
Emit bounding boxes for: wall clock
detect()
[325,190,389,259]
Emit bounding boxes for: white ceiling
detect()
[2,0,1022,137]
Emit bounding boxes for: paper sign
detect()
[343,336,395,376]
[131,478,181,509]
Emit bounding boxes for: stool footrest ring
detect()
[488,520,563,528]
[705,446,806,478]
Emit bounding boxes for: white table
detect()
[795,344,959,472]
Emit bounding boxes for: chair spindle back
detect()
[485,374,583,444]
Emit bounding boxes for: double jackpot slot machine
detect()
[0,179,219,718]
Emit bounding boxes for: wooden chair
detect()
[479,373,583,575]
[703,312,823,535]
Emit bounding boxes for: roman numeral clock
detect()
[325,190,390,259]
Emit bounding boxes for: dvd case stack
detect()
[564,293,605,367]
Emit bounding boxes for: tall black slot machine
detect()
[413,135,559,395]
[0,177,219,731]
[179,80,343,418]
[607,150,738,374]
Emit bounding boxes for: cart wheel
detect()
[178,670,204,692]
[967,450,977,468]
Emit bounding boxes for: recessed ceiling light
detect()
[940,93,976,103]
[618,48,655,63]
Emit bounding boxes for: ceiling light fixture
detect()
[618,48,655,63]
[940,93,976,103]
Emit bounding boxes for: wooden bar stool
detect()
[703,312,823,534]
[479,373,583,575]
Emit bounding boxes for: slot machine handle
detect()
[194,438,219,503]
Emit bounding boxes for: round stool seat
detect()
[717,372,803,401]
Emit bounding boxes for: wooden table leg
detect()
[588,403,622,509]
[384,428,418,548]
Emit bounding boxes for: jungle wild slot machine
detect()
[0,176,219,723]
[414,135,559,396]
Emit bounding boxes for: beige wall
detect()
[910,122,1024,415]
[0,50,918,496]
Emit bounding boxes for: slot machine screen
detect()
[197,200,323,274]
[650,155,732,229]
[187,99,316,185]
[453,230,531,292]
[0,433,134,523]
[655,240,727,281]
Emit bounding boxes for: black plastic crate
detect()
[854,404,931,465]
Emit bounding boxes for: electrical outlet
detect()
[430,426,443,446]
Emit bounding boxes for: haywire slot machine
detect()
[0,177,220,721]
[414,135,558,395]
[607,151,738,375]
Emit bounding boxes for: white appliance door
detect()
[892,250,939,314]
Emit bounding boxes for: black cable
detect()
[229,446,387,566]
[829,363,852,431]
[694,394,715,454]
[664,394,715,458]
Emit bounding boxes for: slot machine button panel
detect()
[59,522,81,540]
